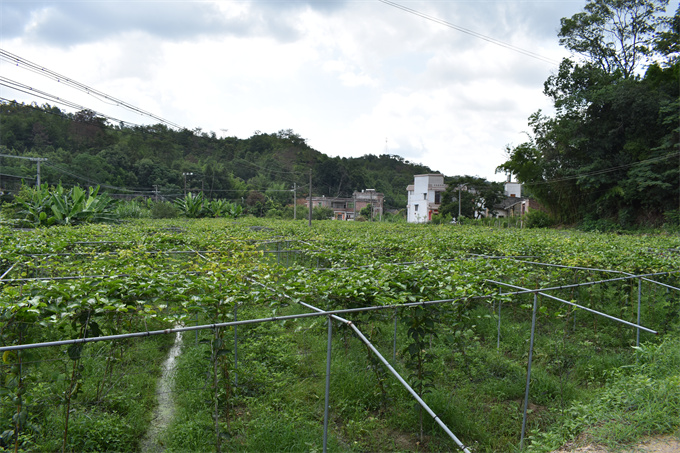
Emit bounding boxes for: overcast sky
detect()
[1,0,677,181]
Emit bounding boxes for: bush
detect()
[663,210,680,229]
[150,201,179,219]
[115,200,149,219]
[313,206,334,220]
[578,216,620,233]
[525,209,554,228]
[430,212,452,224]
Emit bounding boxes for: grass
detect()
[164,293,679,452]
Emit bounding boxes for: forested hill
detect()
[0,102,433,209]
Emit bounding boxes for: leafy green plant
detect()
[150,201,179,218]
[525,209,554,228]
[114,200,149,219]
[401,305,439,442]
[205,199,242,219]
[11,183,116,227]
[174,192,205,218]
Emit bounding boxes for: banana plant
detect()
[174,192,205,218]
[14,183,115,227]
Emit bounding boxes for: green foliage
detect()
[527,336,680,452]
[1,104,434,213]
[0,220,679,452]
[10,183,116,227]
[114,199,149,219]
[174,191,205,218]
[150,201,179,219]
[313,206,334,220]
[440,175,505,220]
[205,198,242,219]
[430,212,452,224]
[498,2,679,226]
[524,209,555,228]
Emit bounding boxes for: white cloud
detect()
[2,0,677,187]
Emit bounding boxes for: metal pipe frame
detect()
[486,280,657,334]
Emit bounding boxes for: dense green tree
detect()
[559,0,669,78]
[498,1,679,226]
[0,102,435,214]
[440,176,505,220]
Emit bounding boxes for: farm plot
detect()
[0,219,679,452]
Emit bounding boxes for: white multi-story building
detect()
[406,174,447,223]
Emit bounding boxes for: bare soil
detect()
[553,435,680,453]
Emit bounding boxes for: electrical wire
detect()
[0,81,141,128]
[377,0,560,65]
[0,49,184,130]
[526,151,680,186]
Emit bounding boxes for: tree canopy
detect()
[0,103,432,214]
[498,0,679,226]
[439,175,505,221]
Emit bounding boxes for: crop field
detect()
[0,219,679,452]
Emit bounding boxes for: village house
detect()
[406,174,447,223]
[493,179,542,218]
[297,189,384,220]
[406,173,536,222]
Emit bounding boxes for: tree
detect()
[559,0,670,78]
[499,0,679,226]
[439,176,504,220]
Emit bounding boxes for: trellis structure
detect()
[1,223,678,452]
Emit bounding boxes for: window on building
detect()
[414,204,419,212]
[423,193,427,200]
[434,191,441,204]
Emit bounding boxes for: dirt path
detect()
[553,435,680,453]
[140,331,183,452]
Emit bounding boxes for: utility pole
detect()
[458,185,462,219]
[182,172,193,196]
[0,153,47,187]
[308,170,312,227]
[293,183,297,220]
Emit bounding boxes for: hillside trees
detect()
[498,0,679,225]
[0,103,434,213]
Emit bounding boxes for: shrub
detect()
[312,206,334,220]
[115,200,149,219]
[430,213,452,224]
[525,209,554,228]
[150,201,179,219]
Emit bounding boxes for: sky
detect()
[1,0,677,182]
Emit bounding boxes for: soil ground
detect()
[553,435,680,453]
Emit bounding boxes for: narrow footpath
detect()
[140,331,183,452]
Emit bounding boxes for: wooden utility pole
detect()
[0,153,47,187]
[308,170,312,227]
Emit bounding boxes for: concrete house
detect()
[406,174,447,223]
[298,189,384,220]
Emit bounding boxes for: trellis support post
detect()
[323,315,332,453]
[520,293,538,450]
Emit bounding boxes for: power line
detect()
[377,0,560,65]
[526,151,680,186]
[0,49,184,129]
[0,82,141,127]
